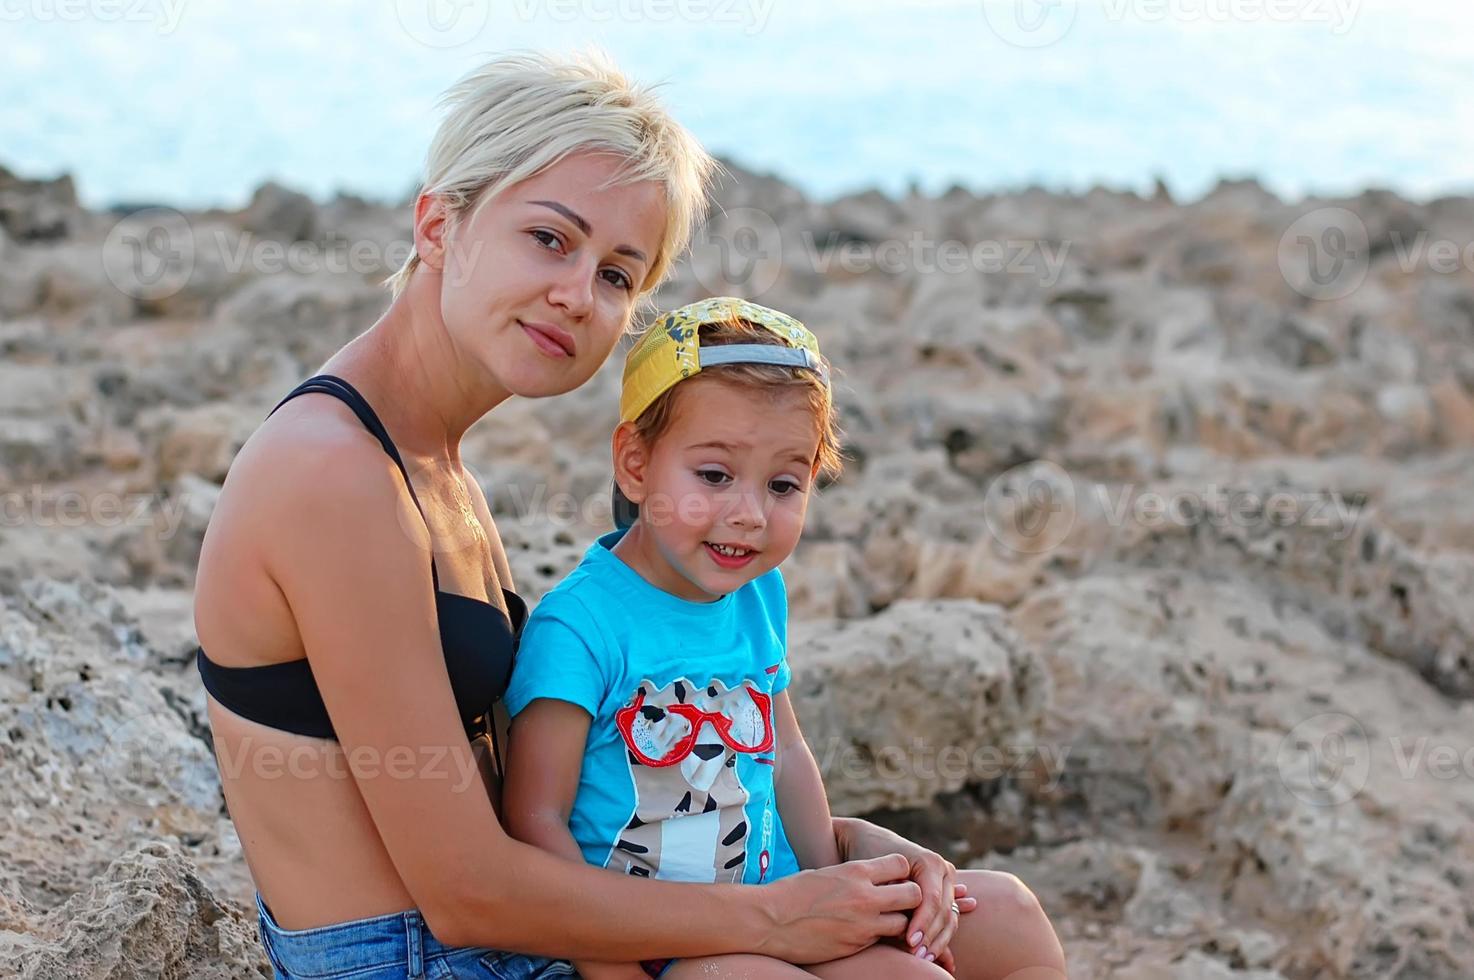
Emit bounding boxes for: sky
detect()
[3,0,1471,208]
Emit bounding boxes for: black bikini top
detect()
[195,374,526,741]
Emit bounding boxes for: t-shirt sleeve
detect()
[762,567,793,695]
[505,592,610,719]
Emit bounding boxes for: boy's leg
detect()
[808,944,951,979]
[943,869,1068,980]
[661,955,813,979]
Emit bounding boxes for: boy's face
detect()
[614,378,822,603]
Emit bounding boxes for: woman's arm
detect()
[772,691,842,870]
[263,439,921,961]
[505,699,648,980]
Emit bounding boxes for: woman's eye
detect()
[601,267,634,291]
[769,479,802,497]
[696,470,730,486]
[530,229,563,252]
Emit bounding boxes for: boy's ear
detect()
[611,421,649,504]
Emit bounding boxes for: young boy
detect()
[503,298,962,980]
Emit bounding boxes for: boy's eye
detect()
[769,479,802,497]
[696,469,730,486]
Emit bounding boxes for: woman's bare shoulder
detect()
[201,395,425,596]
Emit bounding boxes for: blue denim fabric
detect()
[254,892,577,979]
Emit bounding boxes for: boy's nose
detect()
[722,488,768,530]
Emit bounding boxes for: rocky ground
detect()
[1,158,1472,978]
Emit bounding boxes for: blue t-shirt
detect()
[506,528,801,886]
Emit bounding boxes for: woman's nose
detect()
[548,257,595,318]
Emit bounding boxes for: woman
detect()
[192,52,1067,979]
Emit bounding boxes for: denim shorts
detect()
[254,892,577,979]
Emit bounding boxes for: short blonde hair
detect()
[630,316,845,482]
[386,50,718,298]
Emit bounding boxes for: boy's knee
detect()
[967,870,1046,917]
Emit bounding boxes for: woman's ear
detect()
[413,193,452,272]
[612,422,649,504]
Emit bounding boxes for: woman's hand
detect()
[832,818,978,967]
[758,853,922,964]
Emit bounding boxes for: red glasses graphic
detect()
[616,685,774,768]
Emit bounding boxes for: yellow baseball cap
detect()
[619,296,828,424]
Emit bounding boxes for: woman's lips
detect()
[519,320,576,358]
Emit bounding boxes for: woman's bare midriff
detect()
[208,700,427,929]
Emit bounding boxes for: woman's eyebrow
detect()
[529,199,590,234]
[528,199,647,264]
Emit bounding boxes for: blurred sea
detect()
[3,0,1471,208]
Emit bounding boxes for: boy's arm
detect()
[504,699,648,980]
[772,691,842,870]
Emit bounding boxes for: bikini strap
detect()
[270,374,441,591]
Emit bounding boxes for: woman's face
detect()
[426,150,669,399]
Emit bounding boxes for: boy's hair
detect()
[386,50,719,298]
[630,316,845,481]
